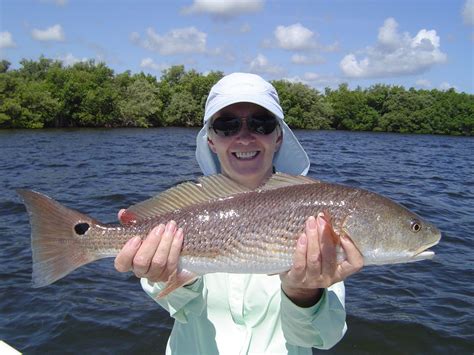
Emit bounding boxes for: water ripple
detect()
[1,128,473,353]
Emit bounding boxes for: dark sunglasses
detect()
[210,115,279,137]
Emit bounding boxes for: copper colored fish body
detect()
[18,173,441,291]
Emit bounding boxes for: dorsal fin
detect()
[258,173,318,191]
[121,173,318,225]
[122,174,250,223]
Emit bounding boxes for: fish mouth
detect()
[412,238,441,261]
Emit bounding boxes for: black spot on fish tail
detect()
[74,222,90,235]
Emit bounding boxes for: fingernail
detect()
[316,213,326,228]
[166,220,176,233]
[299,234,307,246]
[307,216,317,230]
[154,224,165,236]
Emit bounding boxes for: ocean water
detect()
[0,128,472,354]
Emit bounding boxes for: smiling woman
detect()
[113,72,365,354]
[206,102,282,189]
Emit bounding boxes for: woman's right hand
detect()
[114,209,184,283]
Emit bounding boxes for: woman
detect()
[115,73,363,353]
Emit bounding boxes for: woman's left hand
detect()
[280,212,364,307]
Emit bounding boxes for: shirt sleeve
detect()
[140,277,206,323]
[280,281,347,350]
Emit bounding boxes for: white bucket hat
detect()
[195,72,310,176]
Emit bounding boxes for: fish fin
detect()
[259,173,318,191]
[119,209,139,226]
[157,269,199,298]
[124,175,250,223]
[17,189,101,287]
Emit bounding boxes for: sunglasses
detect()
[210,115,279,137]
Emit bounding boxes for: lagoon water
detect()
[0,128,473,354]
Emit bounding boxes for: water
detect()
[1,128,473,354]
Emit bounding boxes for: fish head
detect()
[341,191,441,265]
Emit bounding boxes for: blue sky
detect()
[1,0,473,93]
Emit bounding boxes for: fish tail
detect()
[17,189,101,288]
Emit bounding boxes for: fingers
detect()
[166,227,184,273]
[338,234,364,278]
[145,221,180,281]
[132,224,165,277]
[114,236,142,272]
[305,216,321,276]
[113,220,184,284]
[290,232,308,281]
[318,213,337,277]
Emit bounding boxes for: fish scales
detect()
[17,173,441,288]
[80,184,366,274]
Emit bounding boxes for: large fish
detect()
[18,173,441,296]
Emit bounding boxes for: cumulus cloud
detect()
[56,53,88,66]
[31,24,65,41]
[140,57,170,72]
[131,27,207,55]
[274,23,315,51]
[463,0,474,25]
[182,0,264,19]
[415,79,432,88]
[439,82,458,91]
[248,54,284,76]
[291,54,325,65]
[0,31,16,49]
[340,18,447,78]
[267,23,339,55]
[283,73,342,89]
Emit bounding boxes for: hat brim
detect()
[204,93,284,123]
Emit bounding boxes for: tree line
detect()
[0,57,472,135]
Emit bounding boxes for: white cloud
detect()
[283,73,342,89]
[182,0,264,18]
[131,27,207,55]
[57,53,88,66]
[340,18,447,78]
[0,31,16,49]
[248,54,284,76]
[291,54,325,65]
[140,58,170,72]
[439,82,458,91]
[463,0,474,25]
[269,23,339,54]
[31,24,65,41]
[415,79,432,88]
[274,23,315,51]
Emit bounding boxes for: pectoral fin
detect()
[157,269,199,298]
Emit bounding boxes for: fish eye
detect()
[410,219,422,233]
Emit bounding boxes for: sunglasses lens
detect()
[211,115,278,136]
[248,115,278,135]
[212,117,241,136]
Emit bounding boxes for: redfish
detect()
[18,174,441,296]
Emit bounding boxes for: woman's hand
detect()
[114,210,184,283]
[280,212,364,307]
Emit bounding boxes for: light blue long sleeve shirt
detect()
[141,274,346,354]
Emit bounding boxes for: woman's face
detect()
[207,102,282,189]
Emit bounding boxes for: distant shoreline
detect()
[1,58,472,136]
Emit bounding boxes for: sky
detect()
[1,0,473,93]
